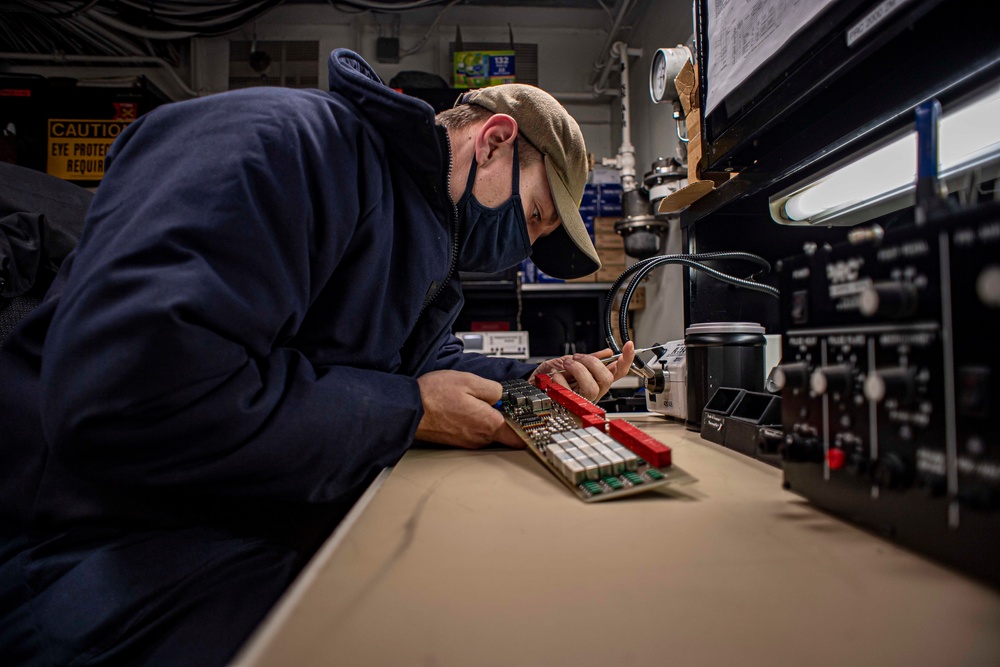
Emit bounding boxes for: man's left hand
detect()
[527,340,635,403]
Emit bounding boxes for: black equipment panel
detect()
[776,202,1000,587]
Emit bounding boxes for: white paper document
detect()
[705,0,840,115]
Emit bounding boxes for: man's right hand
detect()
[414,370,525,449]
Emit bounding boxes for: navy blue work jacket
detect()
[0,51,534,552]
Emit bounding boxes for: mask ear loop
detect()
[460,149,478,204]
[510,136,520,197]
[509,136,533,257]
[460,134,521,205]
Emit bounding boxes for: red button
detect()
[827,448,846,470]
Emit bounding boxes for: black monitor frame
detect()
[694,0,1000,183]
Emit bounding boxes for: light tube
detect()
[778,85,1000,224]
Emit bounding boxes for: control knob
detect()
[810,364,853,395]
[644,367,666,394]
[771,362,810,391]
[873,453,912,489]
[863,367,918,405]
[977,264,1000,308]
[858,281,919,319]
[781,434,823,463]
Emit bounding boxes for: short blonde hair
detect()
[437,103,542,170]
[436,103,492,129]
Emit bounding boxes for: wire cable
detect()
[602,252,777,354]
[602,250,772,346]
[399,0,461,57]
[617,256,778,352]
[27,0,102,19]
[2,0,285,61]
[331,0,453,10]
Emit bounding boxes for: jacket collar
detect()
[327,49,447,185]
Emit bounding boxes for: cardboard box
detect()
[596,264,626,283]
[614,285,645,311]
[601,254,627,278]
[594,216,618,235]
[535,269,564,283]
[566,273,597,283]
[518,259,536,283]
[609,309,635,344]
[675,59,699,115]
[657,61,732,215]
[597,246,626,265]
[589,166,620,185]
[594,232,624,250]
[597,184,623,216]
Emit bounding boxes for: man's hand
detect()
[415,370,524,449]
[527,340,635,402]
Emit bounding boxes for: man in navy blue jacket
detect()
[0,50,635,665]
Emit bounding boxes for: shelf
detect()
[521,282,613,292]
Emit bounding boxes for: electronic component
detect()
[699,387,783,466]
[644,339,688,421]
[457,331,529,360]
[498,376,693,502]
[776,201,1000,587]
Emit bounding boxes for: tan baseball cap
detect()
[455,84,601,279]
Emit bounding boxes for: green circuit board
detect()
[499,378,694,502]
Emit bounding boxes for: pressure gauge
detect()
[650,49,670,103]
[648,46,691,104]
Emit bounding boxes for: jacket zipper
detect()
[416,128,459,320]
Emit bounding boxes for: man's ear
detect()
[474,114,519,165]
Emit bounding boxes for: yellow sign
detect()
[47,119,132,181]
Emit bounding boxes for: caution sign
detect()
[47,119,132,181]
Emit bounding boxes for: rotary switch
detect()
[772,362,810,391]
[781,434,823,463]
[864,367,918,405]
[859,281,919,318]
[977,264,1000,308]
[810,364,853,395]
[873,453,911,489]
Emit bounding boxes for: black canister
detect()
[685,322,766,431]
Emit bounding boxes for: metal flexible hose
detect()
[603,252,777,354]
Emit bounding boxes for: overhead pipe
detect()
[601,41,642,193]
[0,52,198,99]
[590,0,635,95]
[601,41,672,260]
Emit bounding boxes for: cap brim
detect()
[530,156,601,280]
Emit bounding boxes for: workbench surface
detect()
[233,416,1000,667]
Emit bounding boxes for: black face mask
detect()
[456,138,533,273]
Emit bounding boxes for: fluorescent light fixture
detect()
[771,85,1000,226]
